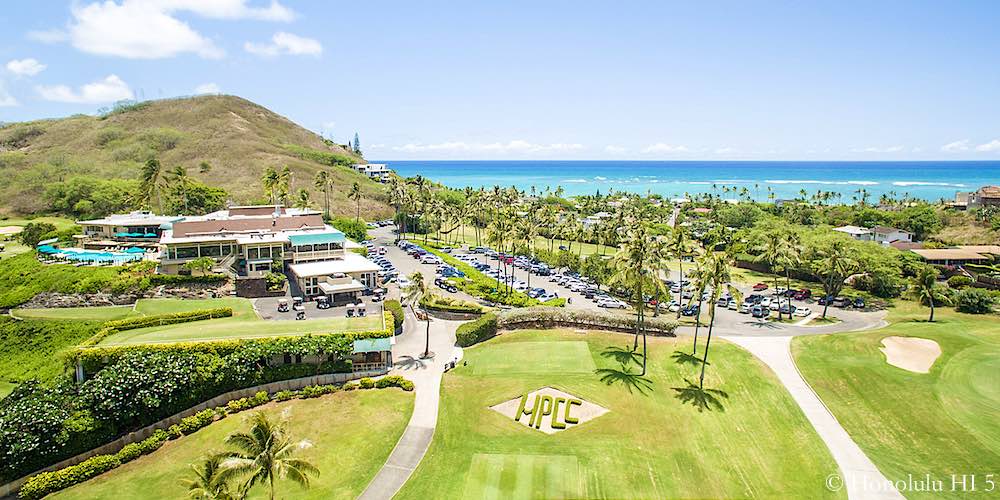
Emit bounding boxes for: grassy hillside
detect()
[0,95,392,218]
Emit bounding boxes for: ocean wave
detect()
[688,181,713,185]
[594,176,607,181]
[765,179,879,186]
[712,179,755,183]
[892,181,967,187]
[561,179,588,183]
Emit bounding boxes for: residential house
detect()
[953,185,1000,209]
[832,225,873,241]
[351,163,393,183]
[872,226,912,244]
[909,249,988,266]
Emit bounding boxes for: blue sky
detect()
[1,1,998,160]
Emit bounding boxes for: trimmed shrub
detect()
[947,275,973,289]
[80,307,233,346]
[19,455,121,500]
[343,382,359,391]
[420,293,483,313]
[498,307,678,336]
[273,390,299,402]
[456,313,498,347]
[177,409,217,434]
[359,377,376,389]
[225,391,269,414]
[955,288,996,314]
[376,375,414,391]
[384,299,404,331]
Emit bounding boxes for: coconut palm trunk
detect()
[698,305,718,388]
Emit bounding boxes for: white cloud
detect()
[245,32,322,57]
[850,145,904,153]
[392,140,584,154]
[975,139,1000,152]
[6,58,47,76]
[941,139,971,152]
[714,147,737,155]
[193,82,221,94]
[0,81,18,107]
[36,74,133,104]
[641,143,689,154]
[604,145,626,154]
[42,1,294,59]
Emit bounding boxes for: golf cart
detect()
[292,296,305,312]
[277,298,289,312]
[315,296,331,309]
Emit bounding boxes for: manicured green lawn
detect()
[52,389,414,500]
[793,302,1000,499]
[0,318,101,396]
[398,329,842,499]
[11,305,138,321]
[11,298,255,322]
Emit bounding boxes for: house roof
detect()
[978,185,1000,198]
[833,225,872,235]
[955,245,1000,255]
[872,226,909,235]
[288,252,380,277]
[170,214,325,238]
[78,211,183,227]
[910,249,986,261]
[890,241,924,250]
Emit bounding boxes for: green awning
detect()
[352,337,392,353]
[289,231,345,247]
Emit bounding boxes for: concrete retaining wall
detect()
[0,369,385,498]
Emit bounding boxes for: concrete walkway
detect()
[358,309,461,500]
[723,335,903,500]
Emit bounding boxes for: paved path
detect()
[358,308,461,500]
[723,335,903,500]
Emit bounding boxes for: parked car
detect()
[597,298,627,309]
[793,289,812,300]
[778,303,796,315]
[751,305,769,318]
[681,304,700,316]
[727,300,739,310]
[793,307,812,317]
[853,297,866,309]
[752,282,769,291]
[420,255,442,265]
[832,296,851,308]
[716,297,730,307]
[775,286,788,295]
[398,276,411,288]
[739,302,751,314]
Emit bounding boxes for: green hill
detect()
[0,95,392,219]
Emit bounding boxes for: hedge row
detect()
[420,294,484,313]
[18,379,413,499]
[78,307,234,347]
[384,300,404,331]
[456,313,498,347]
[72,311,394,370]
[455,308,679,348]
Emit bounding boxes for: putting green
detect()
[463,454,581,500]
[468,341,596,376]
[937,347,1000,452]
[397,329,842,499]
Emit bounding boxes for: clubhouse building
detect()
[77,205,382,304]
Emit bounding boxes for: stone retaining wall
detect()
[0,369,385,499]
[18,282,233,309]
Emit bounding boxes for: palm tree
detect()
[313,171,332,218]
[293,189,311,209]
[401,271,432,358]
[261,167,280,206]
[277,166,292,205]
[185,453,244,500]
[348,182,363,222]
[608,218,666,375]
[140,157,165,213]
[219,410,318,500]
[170,165,192,214]
[754,231,789,320]
[909,266,951,322]
[697,253,742,389]
[669,225,693,319]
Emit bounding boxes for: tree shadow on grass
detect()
[595,363,654,395]
[672,378,729,412]
[671,350,705,367]
[601,344,643,366]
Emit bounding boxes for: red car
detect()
[752,283,769,291]
[793,289,812,300]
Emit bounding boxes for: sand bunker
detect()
[0,226,23,236]
[880,336,941,373]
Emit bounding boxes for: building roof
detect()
[170,213,325,238]
[78,211,183,227]
[288,252,380,278]
[910,249,986,261]
[872,226,909,235]
[890,241,924,250]
[955,245,1000,255]
[318,279,365,294]
[978,185,1000,198]
[833,225,872,235]
[352,337,392,353]
[288,230,345,246]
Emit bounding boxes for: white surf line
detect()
[724,335,903,500]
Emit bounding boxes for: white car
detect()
[760,297,772,308]
[794,307,812,317]
[727,300,739,310]
[398,276,411,288]
[420,255,441,265]
[597,299,627,309]
[739,303,751,314]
